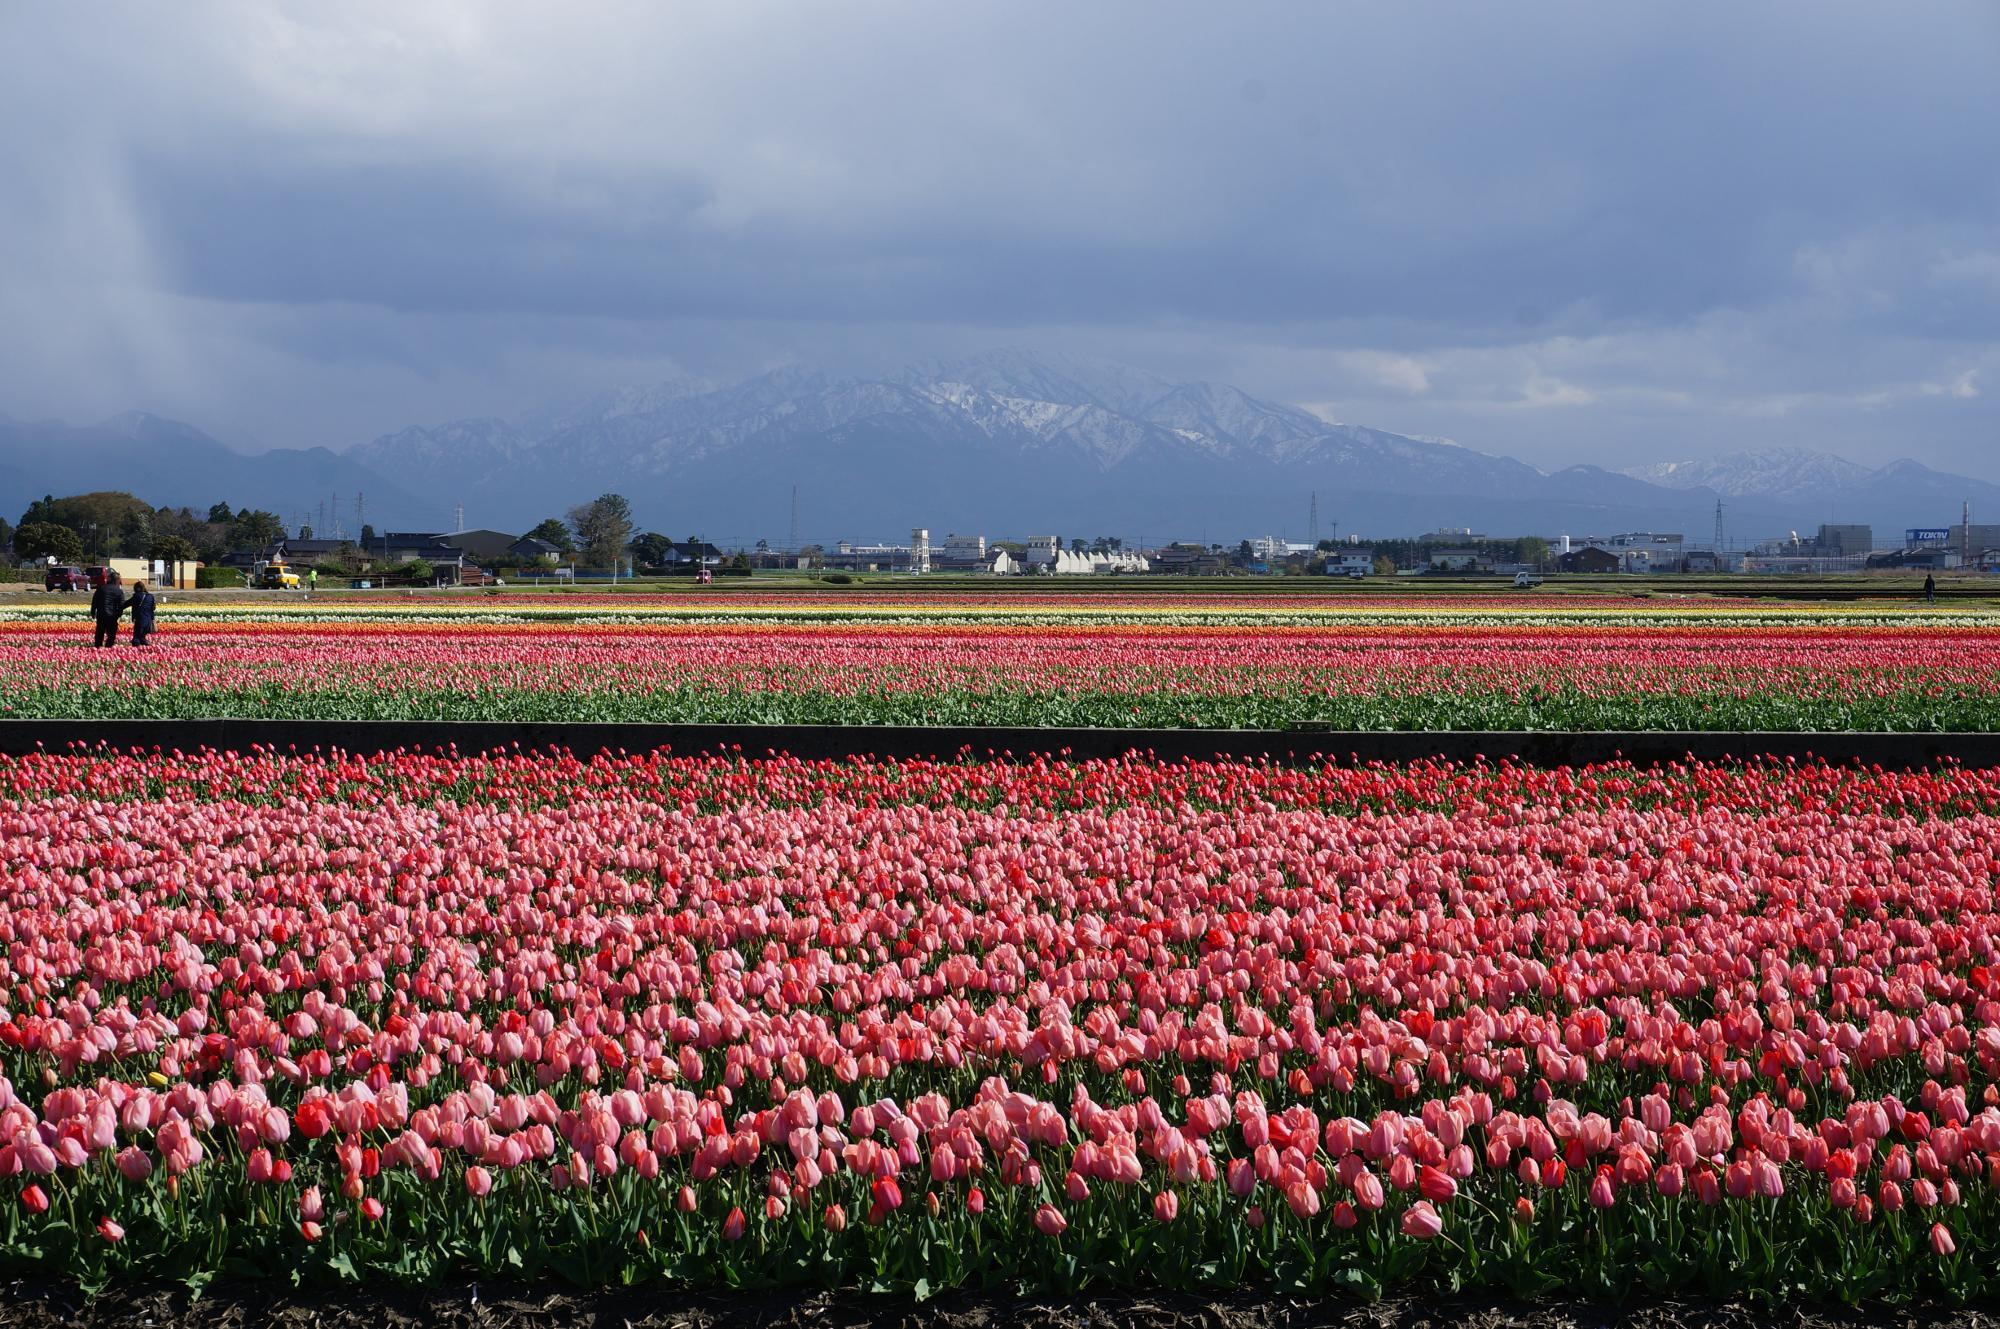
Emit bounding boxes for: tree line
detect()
[7,490,714,575]
[8,493,288,568]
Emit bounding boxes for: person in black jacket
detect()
[1924,573,1937,604]
[128,580,156,646]
[91,572,125,648]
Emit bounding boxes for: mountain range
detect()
[5,350,1997,545]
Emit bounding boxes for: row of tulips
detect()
[5,590,1981,626]
[6,619,2000,728]
[0,748,1998,1299]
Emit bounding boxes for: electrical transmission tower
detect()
[1308,492,1319,548]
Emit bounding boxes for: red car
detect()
[43,565,88,592]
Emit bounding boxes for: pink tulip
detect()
[115,1147,153,1183]
[1400,1201,1443,1239]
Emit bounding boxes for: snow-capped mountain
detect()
[1622,447,1875,500]
[353,418,530,481]
[10,353,1998,540]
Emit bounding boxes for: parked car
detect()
[256,564,301,590]
[84,565,113,589]
[44,565,89,592]
[1513,572,1546,588]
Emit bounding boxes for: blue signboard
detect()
[1907,528,1952,545]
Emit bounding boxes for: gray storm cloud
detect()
[0,0,1995,472]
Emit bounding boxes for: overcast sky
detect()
[2,2,1997,474]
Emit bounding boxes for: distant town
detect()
[3,489,1994,589]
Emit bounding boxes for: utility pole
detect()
[1965,500,1973,568]
[1714,499,1725,554]
[789,484,800,556]
[355,492,364,539]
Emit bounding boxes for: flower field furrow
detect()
[5,619,2000,728]
[1,749,1999,1298]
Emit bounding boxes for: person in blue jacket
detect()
[128,579,157,646]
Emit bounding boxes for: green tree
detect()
[1374,555,1398,576]
[628,531,674,568]
[359,523,377,546]
[18,492,151,559]
[117,508,154,557]
[0,516,13,550]
[298,523,315,540]
[230,510,285,548]
[525,517,577,555]
[149,534,199,563]
[569,494,636,568]
[207,502,235,525]
[15,522,85,564]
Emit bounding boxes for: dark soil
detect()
[3,1283,1996,1329]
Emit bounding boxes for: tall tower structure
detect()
[789,484,800,555]
[1714,499,1725,553]
[1308,491,1319,548]
[910,528,932,574]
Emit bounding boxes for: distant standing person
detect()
[90,571,125,648]
[308,567,318,595]
[1925,573,1937,604]
[128,579,156,646]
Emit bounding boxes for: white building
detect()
[1326,550,1376,575]
[1020,537,1148,574]
[1250,535,1315,561]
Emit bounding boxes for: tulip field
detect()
[2,592,1999,729]
[4,744,2000,1303]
